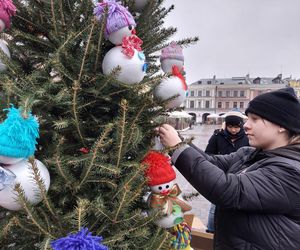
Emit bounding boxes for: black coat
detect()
[172,144,300,250]
[205,129,249,155]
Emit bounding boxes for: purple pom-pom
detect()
[51,228,108,250]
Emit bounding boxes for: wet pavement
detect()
[175,124,220,226]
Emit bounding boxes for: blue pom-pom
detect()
[51,228,109,250]
[0,106,39,158]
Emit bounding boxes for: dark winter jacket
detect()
[171,144,300,250]
[205,128,249,155]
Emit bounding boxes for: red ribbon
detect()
[121,35,143,58]
[172,65,188,91]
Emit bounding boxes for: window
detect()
[198,101,201,108]
[218,102,222,108]
[238,82,243,84]
[205,100,210,108]
[220,82,224,85]
[206,90,210,97]
[198,90,202,97]
[226,91,230,97]
[207,81,212,84]
[190,91,194,97]
[198,80,202,84]
[233,91,238,97]
[240,91,245,97]
[190,100,195,108]
[240,102,244,109]
[218,91,222,97]
[225,102,230,109]
[233,102,238,108]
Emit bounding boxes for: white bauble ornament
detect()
[0,40,10,72]
[161,58,184,74]
[0,156,24,165]
[0,159,50,211]
[108,26,135,45]
[102,46,146,84]
[0,20,5,32]
[154,76,187,109]
[133,0,149,13]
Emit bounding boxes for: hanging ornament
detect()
[94,0,136,45]
[142,151,192,229]
[51,227,108,250]
[0,0,16,32]
[160,42,184,74]
[0,159,50,210]
[154,66,188,109]
[102,35,147,84]
[0,39,10,72]
[133,0,149,13]
[0,106,50,211]
[170,222,192,250]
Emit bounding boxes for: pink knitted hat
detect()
[160,42,184,62]
[0,0,16,30]
[94,0,136,38]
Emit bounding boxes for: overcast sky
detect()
[163,0,300,84]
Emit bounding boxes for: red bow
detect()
[172,65,188,91]
[121,35,143,58]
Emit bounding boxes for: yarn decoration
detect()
[121,35,143,58]
[170,222,192,250]
[0,106,39,159]
[51,227,108,250]
[0,0,16,29]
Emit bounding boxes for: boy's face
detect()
[226,124,241,135]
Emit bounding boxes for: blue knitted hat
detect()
[0,106,39,158]
[94,0,136,38]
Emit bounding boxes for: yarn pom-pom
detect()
[0,106,39,158]
[51,227,108,250]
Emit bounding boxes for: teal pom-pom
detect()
[0,106,39,158]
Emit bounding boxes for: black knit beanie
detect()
[245,87,300,134]
[225,115,243,126]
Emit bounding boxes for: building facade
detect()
[185,74,298,124]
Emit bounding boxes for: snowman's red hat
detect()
[142,151,176,186]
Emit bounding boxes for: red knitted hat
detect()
[142,151,176,186]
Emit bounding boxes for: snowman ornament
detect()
[102,34,147,84]
[154,42,187,109]
[94,0,137,45]
[142,151,192,229]
[0,106,50,211]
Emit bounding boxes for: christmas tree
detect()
[0,0,198,249]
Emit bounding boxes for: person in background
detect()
[157,87,300,250]
[205,109,249,233]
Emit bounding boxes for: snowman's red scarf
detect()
[149,183,192,215]
[121,35,143,58]
[172,65,188,91]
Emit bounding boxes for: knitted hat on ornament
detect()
[0,0,16,30]
[142,151,176,186]
[0,106,39,158]
[94,0,136,38]
[160,42,184,62]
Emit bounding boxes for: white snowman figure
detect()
[160,42,184,74]
[142,151,192,229]
[0,0,16,32]
[102,35,147,84]
[94,0,137,45]
[154,65,188,109]
[0,106,50,210]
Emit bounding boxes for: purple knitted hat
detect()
[94,0,136,38]
[160,42,184,62]
[0,0,16,30]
